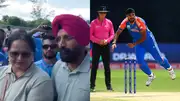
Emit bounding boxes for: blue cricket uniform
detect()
[35,59,56,77]
[0,52,5,66]
[0,48,8,66]
[119,16,171,75]
[33,37,43,62]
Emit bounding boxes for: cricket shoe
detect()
[107,86,114,92]
[168,69,176,80]
[146,73,156,86]
[90,88,96,92]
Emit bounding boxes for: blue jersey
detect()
[33,38,43,62]
[0,48,8,66]
[35,59,55,77]
[118,17,172,76]
[119,16,152,41]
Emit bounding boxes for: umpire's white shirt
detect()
[52,54,90,101]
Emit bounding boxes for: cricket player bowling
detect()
[112,8,176,86]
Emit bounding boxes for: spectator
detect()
[51,14,90,101]
[0,29,54,101]
[0,29,5,49]
[35,35,58,77]
[28,25,51,62]
[6,26,11,37]
[28,25,60,62]
[0,29,7,66]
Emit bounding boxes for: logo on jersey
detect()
[131,29,140,32]
[95,26,100,28]
[131,26,140,32]
[127,25,130,29]
[127,25,140,32]
[104,25,109,28]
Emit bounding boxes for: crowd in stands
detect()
[0,14,90,101]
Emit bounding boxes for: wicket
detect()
[124,59,137,94]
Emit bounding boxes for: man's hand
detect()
[103,39,108,45]
[35,25,49,32]
[28,25,49,36]
[111,43,117,51]
[127,43,136,48]
[99,40,104,46]
[99,39,109,46]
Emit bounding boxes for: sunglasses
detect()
[9,51,31,58]
[42,44,57,50]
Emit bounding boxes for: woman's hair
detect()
[7,29,36,52]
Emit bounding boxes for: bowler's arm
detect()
[112,18,128,44]
[112,28,123,44]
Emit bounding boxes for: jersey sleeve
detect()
[119,18,128,30]
[136,17,147,30]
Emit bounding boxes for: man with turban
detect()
[51,14,90,101]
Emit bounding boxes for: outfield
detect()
[91,69,180,101]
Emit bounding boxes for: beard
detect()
[59,46,82,63]
[43,53,57,59]
[129,18,135,23]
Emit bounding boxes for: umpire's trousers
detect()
[90,43,111,89]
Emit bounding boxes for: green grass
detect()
[94,69,180,92]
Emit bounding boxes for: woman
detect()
[0,29,54,101]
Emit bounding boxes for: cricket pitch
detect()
[91,92,180,101]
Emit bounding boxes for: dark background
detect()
[90,0,180,43]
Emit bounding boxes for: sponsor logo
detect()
[96,26,100,28]
[127,25,130,29]
[112,52,165,61]
[131,29,140,32]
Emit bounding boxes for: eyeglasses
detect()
[42,44,57,50]
[9,51,31,58]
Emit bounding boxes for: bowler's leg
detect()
[136,45,152,75]
[145,35,176,80]
[136,45,156,86]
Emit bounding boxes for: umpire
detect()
[90,6,114,91]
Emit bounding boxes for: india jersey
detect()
[119,16,152,41]
[118,16,172,79]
